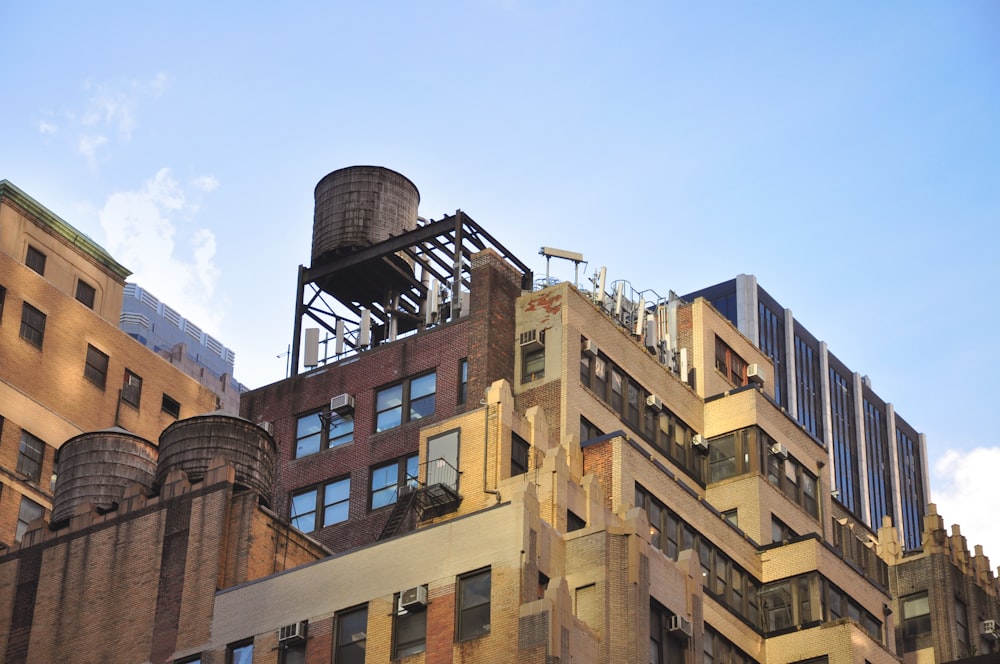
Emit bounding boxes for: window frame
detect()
[458,358,469,405]
[370,455,419,510]
[511,432,530,476]
[393,590,428,658]
[19,302,46,348]
[122,369,143,408]
[335,605,368,664]
[290,476,351,532]
[17,431,45,482]
[715,336,748,386]
[75,279,97,309]
[226,639,254,664]
[375,371,437,433]
[295,408,354,459]
[84,344,110,389]
[25,245,46,275]
[15,496,44,543]
[901,592,931,641]
[161,393,181,419]
[0,284,6,322]
[456,567,491,642]
[522,346,545,382]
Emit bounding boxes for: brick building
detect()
[0,167,995,663]
[0,180,220,549]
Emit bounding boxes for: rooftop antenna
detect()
[540,246,585,289]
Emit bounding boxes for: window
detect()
[902,593,931,642]
[227,640,253,664]
[280,642,305,664]
[522,347,545,382]
[16,497,44,543]
[161,393,181,419]
[956,598,969,646]
[772,516,797,543]
[511,433,530,476]
[19,302,46,348]
[375,372,436,432]
[122,370,142,408]
[84,344,109,388]
[18,431,45,482]
[458,358,468,405]
[291,477,350,532]
[393,591,427,658]
[295,409,354,458]
[25,245,46,275]
[567,510,586,532]
[457,568,491,641]
[715,336,747,386]
[370,456,419,510]
[335,605,367,664]
[722,509,738,527]
[75,280,96,309]
[0,284,6,321]
[427,429,459,489]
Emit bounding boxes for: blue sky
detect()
[3,2,998,559]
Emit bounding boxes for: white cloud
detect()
[38,121,58,135]
[99,169,224,332]
[932,447,1000,565]
[191,175,220,192]
[78,134,109,170]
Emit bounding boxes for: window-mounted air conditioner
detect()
[278,620,307,643]
[519,329,544,351]
[770,442,789,459]
[668,615,693,637]
[330,393,355,416]
[691,434,708,453]
[259,421,275,436]
[983,620,1000,640]
[646,394,663,412]
[582,339,599,357]
[747,363,766,385]
[399,585,428,612]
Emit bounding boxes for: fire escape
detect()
[378,458,462,540]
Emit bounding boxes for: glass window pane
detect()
[410,373,436,399]
[376,408,402,432]
[377,384,404,410]
[296,413,322,457]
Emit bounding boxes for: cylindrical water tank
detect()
[51,428,158,524]
[156,412,276,506]
[312,165,420,264]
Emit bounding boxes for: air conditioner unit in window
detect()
[278,620,307,643]
[519,329,544,351]
[399,585,428,612]
[646,394,663,412]
[983,620,1000,639]
[770,442,789,459]
[691,434,708,453]
[582,339,599,357]
[747,363,766,385]
[330,393,355,416]
[668,615,693,637]
[259,421,275,436]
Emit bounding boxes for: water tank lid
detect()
[160,411,276,450]
[56,426,152,462]
[313,165,420,203]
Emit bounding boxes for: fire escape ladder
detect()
[378,487,418,540]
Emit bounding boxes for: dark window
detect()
[956,599,969,646]
[457,568,491,641]
[794,335,823,439]
[279,642,304,664]
[19,302,46,347]
[291,477,350,532]
[18,431,45,482]
[522,347,545,382]
[830,366,859,514]
[715,336,748,386]
[0,284,6,321]
[772,516,797,543]
[161,394,181,418]
[511,433,530,476]
[84,344,109,388]
[75,280,96,309]
[295,409,354,458]
[26,245,46,275]
[335,605,367,664]
[122,369,142,408]
[580,417,602,443]
[370,455,419,510]
[458,358,468,405]
[16,497,44,543]
[226,640,253,664]
[393,591,427,658]
[567,510,586,532]
[375,372,436,432]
